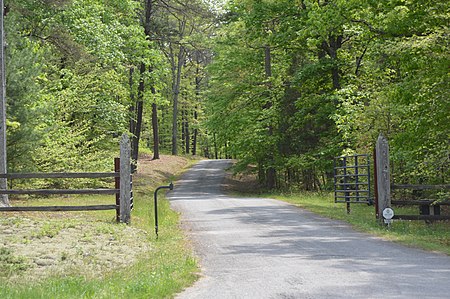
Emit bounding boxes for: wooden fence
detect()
[374,134,450,222]
[0,134,132,224]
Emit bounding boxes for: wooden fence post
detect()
[120,134,131,224]
[375,134,391,221]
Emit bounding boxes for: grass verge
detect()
[0,155,200,298]
[267,191,450,255]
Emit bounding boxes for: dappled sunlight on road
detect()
[169,160,450,299]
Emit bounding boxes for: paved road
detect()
[168,160,450,299]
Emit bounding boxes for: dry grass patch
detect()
[0,154,201,298]
[0,216,151,283]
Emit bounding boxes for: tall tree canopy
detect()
[206,0,449,189]
[2,0,448,193]
[3,0,213,180]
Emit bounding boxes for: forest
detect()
[2,0,449,193]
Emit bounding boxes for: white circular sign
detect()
[383,208,394,220]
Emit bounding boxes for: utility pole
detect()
[0,0,9,207]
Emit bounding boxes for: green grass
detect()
[267,192,450,255]
[0,230,197,299]
[0,157,200,299]
[0,248,29,278]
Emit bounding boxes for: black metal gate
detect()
[334,154,372,213]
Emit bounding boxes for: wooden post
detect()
[373,147,379,218]
[120,134,131,224]
[375,134,391,221]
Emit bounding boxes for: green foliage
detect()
[4,0,448,189]
[207,0,449,189]
[4,0,159,178]
[5,12,49,173]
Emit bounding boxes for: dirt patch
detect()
[134,155,194,189]
[222,166,261,195]
[0,216,150,283]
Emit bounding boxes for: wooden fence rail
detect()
[0,205,117,212]
[0,189,119,195]
[0,172,119,179]
[391,184,450,190]
[0,134,132,224]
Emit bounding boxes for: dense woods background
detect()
[4,0,449,191]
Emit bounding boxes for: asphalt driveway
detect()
[168,160,450,299]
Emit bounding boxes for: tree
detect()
[0,0,8,206]
[154,0,213,155]
[207,0,449,190]
[130,0,160,165]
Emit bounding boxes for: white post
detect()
[0,1,9,207]
[119,134,131,224]
[375,134,391,221]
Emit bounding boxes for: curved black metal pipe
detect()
[154,182,173,237]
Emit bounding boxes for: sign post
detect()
[375,134,391,223]
[383,207,394,227]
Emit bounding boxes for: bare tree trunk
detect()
[182,100,190,155]
[181,109,185,152]
[131,62,145,172]
[129,67,136,170]
[129,67,135,135]
[192,53,201,156]
[264,45,276,189]
[213,133,218,159]
[321,36,343,91]
[172,45,185,155]
[131,0,160,164]
[0,2,8,206]
[185,111,190,154]
[151,87,160,160]
[192,108,198,155]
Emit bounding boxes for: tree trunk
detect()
[181,109,186,151]
[143,0,152,36]
[131,63,145,172]
[185,110,190,154]
[213,133,218,159]
[181,106,190,155]
[129,67,135,136]
[130,0,155,170]
[192,108,198,155]
[151,87,160,160]
[192,55,201,156]
[264,45,276,189]
[322,36,343,91]
[0,2,8,206]
[258,161,266,185]
[172,45,185,155]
